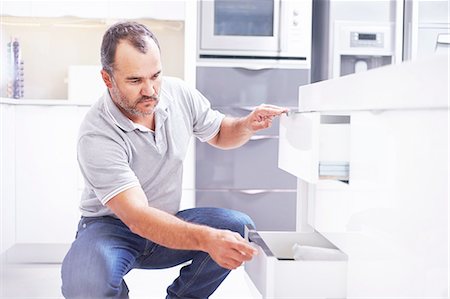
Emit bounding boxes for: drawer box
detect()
[278,113,351,183]
[244,226,347,298]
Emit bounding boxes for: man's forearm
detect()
[129,206,213,251]
[209,117,253,150]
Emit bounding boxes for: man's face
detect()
[104,37,162,118]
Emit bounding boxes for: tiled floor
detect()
[0,262,262,298]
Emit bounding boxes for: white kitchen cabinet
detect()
[0,100,90,262]
[1,0,185,20]
[1,99,196,262]
[246,54,449,298]
[14,105,81,244]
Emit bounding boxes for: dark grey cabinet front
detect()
[196,190,297,231]
[196,137,296,189]
[196,67,309,107]
[195,66,309,231]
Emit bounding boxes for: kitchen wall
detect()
[0,16,184,99]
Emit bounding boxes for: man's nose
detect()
[141,80,155,97]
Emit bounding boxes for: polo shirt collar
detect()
[104,89,169,133]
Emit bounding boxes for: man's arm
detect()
[208,104,287,149]
[106,186,257,270]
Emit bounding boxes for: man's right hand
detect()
[203,228,258,270]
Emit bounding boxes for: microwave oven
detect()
[198,0,313,62]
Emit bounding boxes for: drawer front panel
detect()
[196,67,309,107]
[278,112,320,182]
[279,113,351,183]
[195,190,296,231]
[196,137,296,189]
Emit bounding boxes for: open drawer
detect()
[244,225,348,298]
[278,112,351,183]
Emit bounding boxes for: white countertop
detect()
[0,97,92,106]
[299,54,449,112]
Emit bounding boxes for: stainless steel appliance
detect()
[332,21,394,78]
[198,0,312,62]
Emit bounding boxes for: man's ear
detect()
[101,69,113,88]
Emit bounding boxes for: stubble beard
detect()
[110,81,159,117]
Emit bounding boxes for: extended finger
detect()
[256,106,288,115]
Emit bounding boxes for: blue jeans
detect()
[61,207,255,299]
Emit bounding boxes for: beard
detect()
[110,82,159,117]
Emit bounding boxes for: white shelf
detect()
[0,97,93,106]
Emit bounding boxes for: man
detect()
[61,21,287,299]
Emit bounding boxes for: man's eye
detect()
[129,79,140,84]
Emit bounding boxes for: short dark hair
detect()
[101,21,160,75]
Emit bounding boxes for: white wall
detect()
[0,16,184,99]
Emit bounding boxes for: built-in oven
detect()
[198,0,313,62]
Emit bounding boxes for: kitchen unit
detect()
[245,54,448,298]
[195,0,313,232]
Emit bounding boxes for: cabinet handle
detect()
[245,224,275,257]
[237,189,272,195]
[249,135,278,141]
[437,33,450,45]
[235,65,271,71]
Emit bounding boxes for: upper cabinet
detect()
[1,1,185,21]
[0,1,187,100]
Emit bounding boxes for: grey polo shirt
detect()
[77,76,225,217]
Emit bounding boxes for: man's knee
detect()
[223,209,256,237]
[61,248,128,299]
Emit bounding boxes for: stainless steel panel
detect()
[196,67,309,107]
[196,137,296,189]
[196,190,296,231]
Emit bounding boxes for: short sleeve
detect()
[188,87,225,142]
[77,134,140,205]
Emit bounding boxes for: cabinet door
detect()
[14,105,80,244]
[196,190,297,231]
